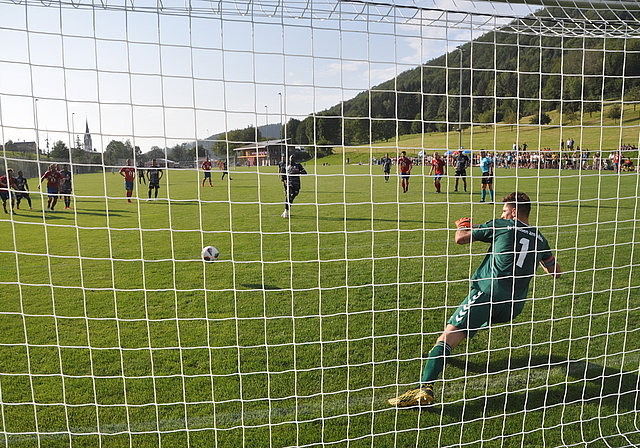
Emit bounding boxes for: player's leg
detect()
[462,175,467,192]
[389,289,491,407]
[454,174,459,191]
[148,185,152,199]
[282,185,295,217]
[26,194,32,209]
[154,185,159,198]
[480,177,487,202]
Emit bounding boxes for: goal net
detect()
[1,0,640,446]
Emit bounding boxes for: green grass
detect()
[1,163,640,448]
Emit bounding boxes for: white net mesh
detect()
[1,0,640,446]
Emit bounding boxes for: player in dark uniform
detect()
[0,168,16,214]
[278,155,288,187]
[147,159,164,199]
[58,164,73,209]
[281,155,307,218]
[389,192,562,407]
[137,161,146,185]
[381,153,392,183]
[453,151,470,192]
[14,171,32,210]
[220,159,232,180]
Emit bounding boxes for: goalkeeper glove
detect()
[455,217,471,229]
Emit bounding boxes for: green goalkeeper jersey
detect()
[471,218,556,301]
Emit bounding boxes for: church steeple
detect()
[84,119,93,151]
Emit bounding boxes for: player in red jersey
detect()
[397,151,413,193]
[429,151,447,193]
[119,159,136,203]
[201,157,213,187]
[39,163,63,211]
[0,168,16,214]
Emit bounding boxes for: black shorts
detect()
[149,181,160,189]
[455,169,467,177]
[481,172,493,185]
[286,184,300,195]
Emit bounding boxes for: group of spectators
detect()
[495,149,636,171]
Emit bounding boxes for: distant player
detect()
[119,159,136,202]
[389,192,562,407]
[281,155,307,218]
[479,150,494,203]
[381,153,392,182]
[137,161,146,185]
[0,168,16,214]
[428,151,446,193]
[278,155,287,185]
[221,159,232,180]
[147,159,164,199]
[14,170,33,210]
[201,157,213,187]
[59,164,73,209]
[397,151,413,193]
[453,151,470,192]
[39,163,63,211]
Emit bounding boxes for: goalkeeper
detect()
[389,192,562,407]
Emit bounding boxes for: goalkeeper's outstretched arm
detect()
[541,259,562,279]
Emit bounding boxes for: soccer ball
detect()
[201,246,219,262]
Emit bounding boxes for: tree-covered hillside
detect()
[284,7,640,149]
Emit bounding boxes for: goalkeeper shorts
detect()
[447,289,525,338]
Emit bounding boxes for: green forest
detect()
[275,7,640,151]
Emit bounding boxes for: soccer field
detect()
[1,164,640,447]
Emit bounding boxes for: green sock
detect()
[490,190,495,201]
[481,190,486,201]
[420,341,452,384]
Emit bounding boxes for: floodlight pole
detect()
[458,46,464,151]
[35,99,40,158]
[71,113,75,151]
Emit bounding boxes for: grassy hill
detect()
[319,104,640,164]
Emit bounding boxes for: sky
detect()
[0,0,538,154]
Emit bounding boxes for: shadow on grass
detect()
[240,283,283,290]
[439,354,640,419]
[313,215,432,224]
